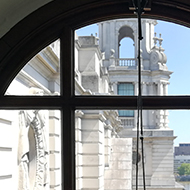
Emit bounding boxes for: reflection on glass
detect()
[75,109,189,189]
[6,40,60,96]
[0,109,61,189]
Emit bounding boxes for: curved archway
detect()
[118,25,135,59]
[119,25,134,41]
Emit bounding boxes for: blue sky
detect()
[155,21,190,146]
[76,20,190,146]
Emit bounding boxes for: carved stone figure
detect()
[17,88,49,190]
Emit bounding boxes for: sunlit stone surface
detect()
[1,19,183,190]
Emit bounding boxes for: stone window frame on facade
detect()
[1,1,190,190]
[117,83,134,117]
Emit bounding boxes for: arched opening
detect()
[1,1,190,190]
[119,37,134,58]
[118,25,135,60]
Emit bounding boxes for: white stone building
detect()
[174,143,190,174]
[0,19,183,190]
[174,155,190,174]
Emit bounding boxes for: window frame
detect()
[1,5,190,190]
[2,26,190,190]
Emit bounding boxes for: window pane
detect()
[118,110,134,117]
[75,109,190,189]
[118,83,134,116]
[0,109,61,189]
[118,83,134,96]
[6,40,60,96]
[75,19,190,96]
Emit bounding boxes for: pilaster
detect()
[163,82,169,128]
[112,82,118,95]
[104,124,112,167]
[104,138,133,190]
[151,138,175,186]
[147,82,155,128]
[142,82,148,128]
[75,111,84,190]
[49,110,61,190]
[81,111,105,190]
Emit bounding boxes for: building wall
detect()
[0,19,184,190]
[174,155,190,174]
[175,143,190,156]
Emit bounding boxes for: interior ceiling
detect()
[0,0,190,95]
[0,0,53,38]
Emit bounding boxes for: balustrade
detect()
[120,118,134,127]
[116,58,136,67]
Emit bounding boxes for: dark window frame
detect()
[1,27,190,190]
[1,2,190,190]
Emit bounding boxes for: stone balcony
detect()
[115,58,136,67]
[109,58,137,70]
[120,117,134,129]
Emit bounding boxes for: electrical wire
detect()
[132,1,148,190]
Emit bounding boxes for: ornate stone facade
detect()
[0,19,184,190]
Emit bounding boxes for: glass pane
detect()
[0,109,61,189]
[6,40,60,96]
[118,110,134,117]
[75,109,190,189]
[155,21,190,96]
[75,19,190,96]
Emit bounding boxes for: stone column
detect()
[49,110,61,190]
[110,21,115,54]
[81,110,105,190]
[163,82,169,128]
[142,82,148,128]
[156,82,164,128]
[134,82,138,96]
[134,82,138,129]
[112,82,118,95]
[163,82,168,95]
[75,111,83,190]
[104,138,133,190]
[157,81,164,95]
[104,22,110,59]
[151,137,175,187]
[133,30,138,60]
[98,23,103,50]
[104,124,112,167]
[115,31,119,59]
[142,82,147,96]
[148,82,154,96]
[0,110,16,189]
[147,83,153,128]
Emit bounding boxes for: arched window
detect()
[1,1,190,190]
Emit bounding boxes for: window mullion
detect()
[60,26,75,190]
[60,27,74,97]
